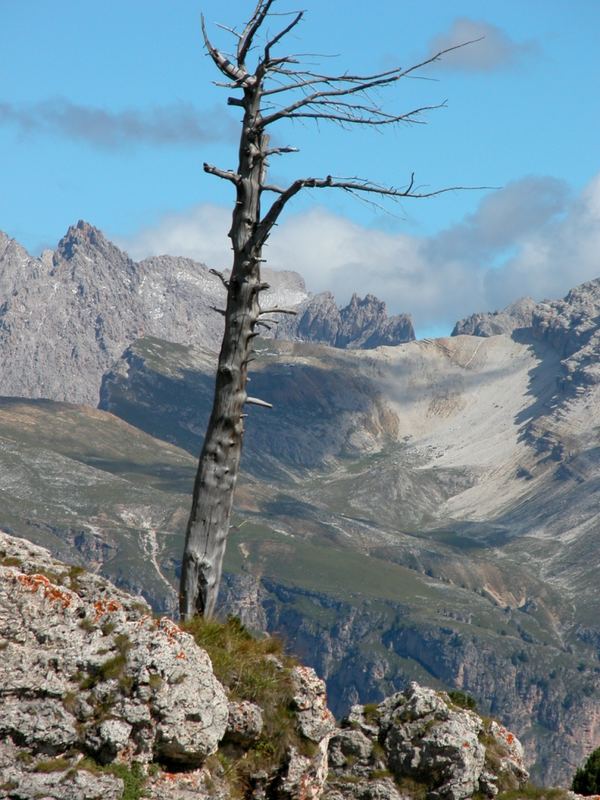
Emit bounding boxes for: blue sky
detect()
[2,1,599,336]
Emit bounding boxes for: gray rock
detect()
[0,531,228,778]
[328,684,528,800]
[328,729,374,768]
[381,684,485,800]
[291,664,337,742]
[225,700,264,744]
[274,740,331,800]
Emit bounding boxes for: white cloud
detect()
[119,173,600,336]
[428,18,537,72]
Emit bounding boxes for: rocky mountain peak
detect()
[0,229,42,297]
[277,290,415,349]
[54,219,125,267]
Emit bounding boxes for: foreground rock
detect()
[0,531,547,799]
[324,684,528,800]
[0,531,335,799]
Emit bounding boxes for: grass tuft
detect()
[182,615,314,792]
[34,757,71,773]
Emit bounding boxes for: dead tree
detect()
[179,0,481,619]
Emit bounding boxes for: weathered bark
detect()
[180,85,268,618]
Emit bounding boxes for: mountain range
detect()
[0,222,413,405]
[2,222,600,785]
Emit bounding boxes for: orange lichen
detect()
[158,617,184,645]
[16,573,73,609]
[175,650,187,660]
[93,598,122,620]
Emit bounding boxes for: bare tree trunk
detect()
[179,95,267,618]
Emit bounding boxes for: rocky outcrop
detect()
[452,297,536,338]
[325,684,528,800]
[451,278,600,393]
[0,531,334,799]
[277,292,415,349]
[0,531,228,797]
[0,531,535,800]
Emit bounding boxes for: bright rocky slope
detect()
[2,225,600,786]
[0,530,533,800]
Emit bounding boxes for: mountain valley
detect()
[2,224,600,784]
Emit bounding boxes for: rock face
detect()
[452,280,600,393]
[452,297,537,338]
[0,530,532,800]
[277,291,415,348]
[0,531,333,800]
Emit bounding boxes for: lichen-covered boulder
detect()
[382,684,486,800]
[0,532,228,793]
[324,683,529,800]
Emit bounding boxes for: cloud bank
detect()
[0,99,235,149]
[120,172,600,336]
[428,18,537,72]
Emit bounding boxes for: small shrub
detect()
[1,555,22,567]
[370,768,393,780]
[573,747,600,795]
[362,702,380,724]
[68,565,86,591]
[447,690,477,711]
[394,776,428,800]
[79,758,146,800]
[101,621,117,636]
[498,787,567,800]
[80,654,127,690]
[148,673,163,691]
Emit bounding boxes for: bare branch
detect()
[245,396,273,409]
[259,307,298,315]
[237,0,275,66]
[201,14,256,87]
[260,184,287,194]
[203,162,241,184]
[265,145,299,156]
[209,268,230,289]
[264,11,304,63]
[255,173,494,247]
[215,22,243,40]
[210,306,227,317]
[259,39,483,128]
